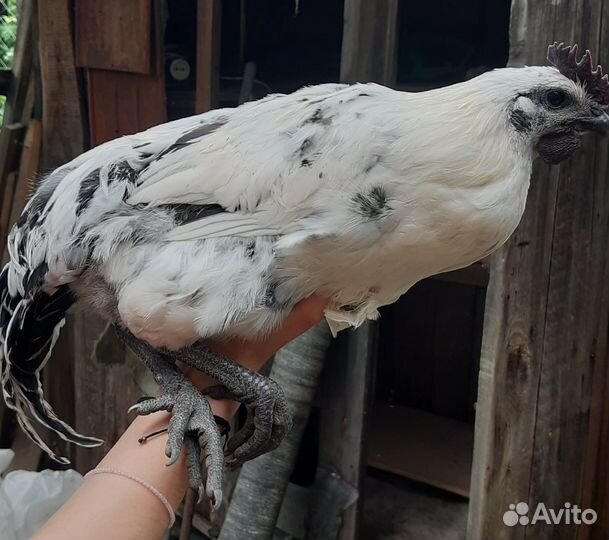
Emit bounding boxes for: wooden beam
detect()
[468,2,609,539]
[36,0,85,464]
[314,323,377,540]
[0,120,39,265]
[340,0,399,86]
[195,0,221,113]
[37,0,84,170]
[11,118,41,222]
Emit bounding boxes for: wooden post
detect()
[196,0,221,114]
[316,323,377,540]
[38,0,84,171]
[36,0,86,464]
[468,2,609,539]
[340,0,399,86]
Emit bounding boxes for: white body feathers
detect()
[7,68,565,349]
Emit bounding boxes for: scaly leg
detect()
[115,327,224,507]
[161,344,293,467]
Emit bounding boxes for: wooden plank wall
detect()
[376,279,485,423]
[3,0,33,127]
[77,0,165,146]
[86,70,165,146]
[468,1,609,539]
[75,0,152,74]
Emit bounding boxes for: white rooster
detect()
[1,43,608,504]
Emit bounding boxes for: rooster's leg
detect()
[163,344,292,467]
[115,326,224,508]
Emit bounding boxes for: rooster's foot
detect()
[116,327,224,508]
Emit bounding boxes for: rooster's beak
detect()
[582,110,609,133]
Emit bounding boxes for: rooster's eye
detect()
[546,89,568,108]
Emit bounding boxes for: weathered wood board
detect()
[9,119,41,229]
[75,0,152,74]
[84,0,165,146]
[313,323,377,540]
[368,405,474,497]
[86,69,166,146]
[340,0,399,86]
[468,2,609,539]
[73,318,147,473]
[196,0,222,113]
[38,0,84,171]
[36,0,86,464]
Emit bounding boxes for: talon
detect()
[209,488,223,510]
[165,446,181,466]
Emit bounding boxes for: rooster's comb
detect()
[547,42,609,106]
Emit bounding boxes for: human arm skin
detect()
[33,295,328,540]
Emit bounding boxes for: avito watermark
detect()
[503,502,597,527]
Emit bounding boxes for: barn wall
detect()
[468,2,609,538]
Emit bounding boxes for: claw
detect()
[209,488,223,510]
[129,395,172,416]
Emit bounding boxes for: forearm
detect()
[34,412,187,540]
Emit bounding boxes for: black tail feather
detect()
[1,265,103,463]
